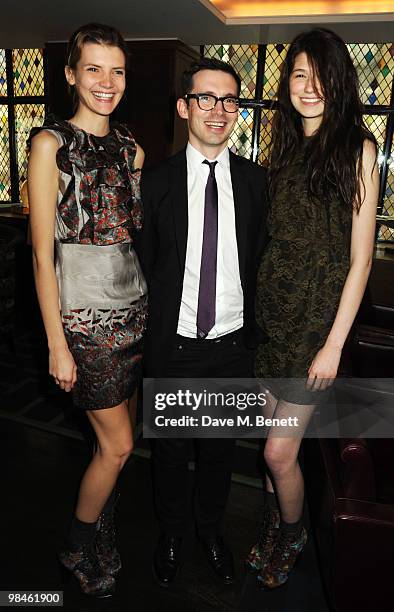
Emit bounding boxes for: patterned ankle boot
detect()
[95,502,122,576]
[245,504,280,572]
[58,542,115,597]
[257,526,307,589]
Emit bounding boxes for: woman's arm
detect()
[308,139,379,386]
[134,143,145,169]
[28,131,77,392]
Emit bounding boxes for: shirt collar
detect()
[186,142,230,171]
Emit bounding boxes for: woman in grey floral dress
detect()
[28,24,146,597]
[246,28,379,589]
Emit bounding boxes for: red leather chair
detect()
[305,437,394,612]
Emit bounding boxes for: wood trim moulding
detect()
[198,0,227,23]
[224,13,394,25]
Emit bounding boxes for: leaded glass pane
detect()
[348,43,394,106]
[0,106,11,201]
[228,108,253,158]
[379,134,394,242]
[259,109,275,165]
[12,49,44,96]
[15,103,45,195]
[262,44,289,100]
[204,45,258,99]
[364,114,388,163]
[0,50,7,97]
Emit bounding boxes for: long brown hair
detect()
[269,28,377,212]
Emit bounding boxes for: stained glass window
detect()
[229,107,253,158]
[204,42,394,244]
[12,49,44,96]
[0,50,7,97]
[379,134,394,241]
[259,109,275,165]
[262,44,289,101]
[204,45,258,99]
[0,107,11,200]
[0,48,46,203]
[364,115,388,162]
[261,43,394,106]
[15,104,46,192]
[348,44,394,106]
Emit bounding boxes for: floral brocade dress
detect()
[31,116,147,410]
[255,146,352,403]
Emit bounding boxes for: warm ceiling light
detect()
[198,0,394,23]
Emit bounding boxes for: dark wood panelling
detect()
[45,39,199,166]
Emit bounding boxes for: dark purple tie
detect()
[197,160,218,339]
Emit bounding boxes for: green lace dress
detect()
[255,146,352,403]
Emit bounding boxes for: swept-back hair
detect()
[66,23,128,109]
[66,22,128,69]
[269,28,377,212]
[181,57,241,97]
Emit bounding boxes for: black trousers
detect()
[153,328,254,537]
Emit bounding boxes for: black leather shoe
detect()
[153,534,183,587]
[200,536,235,584]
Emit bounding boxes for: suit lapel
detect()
[170,150,188,275]
[230,152,248,287]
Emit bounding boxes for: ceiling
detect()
[200,0,394,24]
[1,0,393,48]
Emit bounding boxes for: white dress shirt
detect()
[177,142,243,338]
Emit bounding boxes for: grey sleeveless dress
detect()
[31,116,147,410]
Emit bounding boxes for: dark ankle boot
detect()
[95,499,121,576]
[58,542,115,597]
[245,504,280,572]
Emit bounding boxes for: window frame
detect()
[0,48,48,205]
[202,43,394,243]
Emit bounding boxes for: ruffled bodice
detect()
[30,115,142,245]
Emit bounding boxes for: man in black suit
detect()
[138,57,268,587]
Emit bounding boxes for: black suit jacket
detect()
[137,148,269,376]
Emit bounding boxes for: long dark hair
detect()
[269,28,377,212]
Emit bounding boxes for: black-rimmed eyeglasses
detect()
[184,93,240,113]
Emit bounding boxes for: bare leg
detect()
[75,401,134,523]
[264,400,315,522]
[259,387,279,494]
[128,388,138,437]
[245,388,280,572]
[247,388,314,584]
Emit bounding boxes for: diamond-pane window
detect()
[12,49,44,96]
[0,106,11,201]
[259,110,275,166]
[0,50,7,97]
[204,45,257,99]
[348,44,394,106]
[262,44,289,100]
[15,104,45,196]
[228,109,253,158]
[379,134,394,242]
[364,114,388,163]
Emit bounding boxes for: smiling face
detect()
[177,69,239,159]
[289,52,325,135]
[65,42,126,119]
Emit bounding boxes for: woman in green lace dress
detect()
[246,28,379,589]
